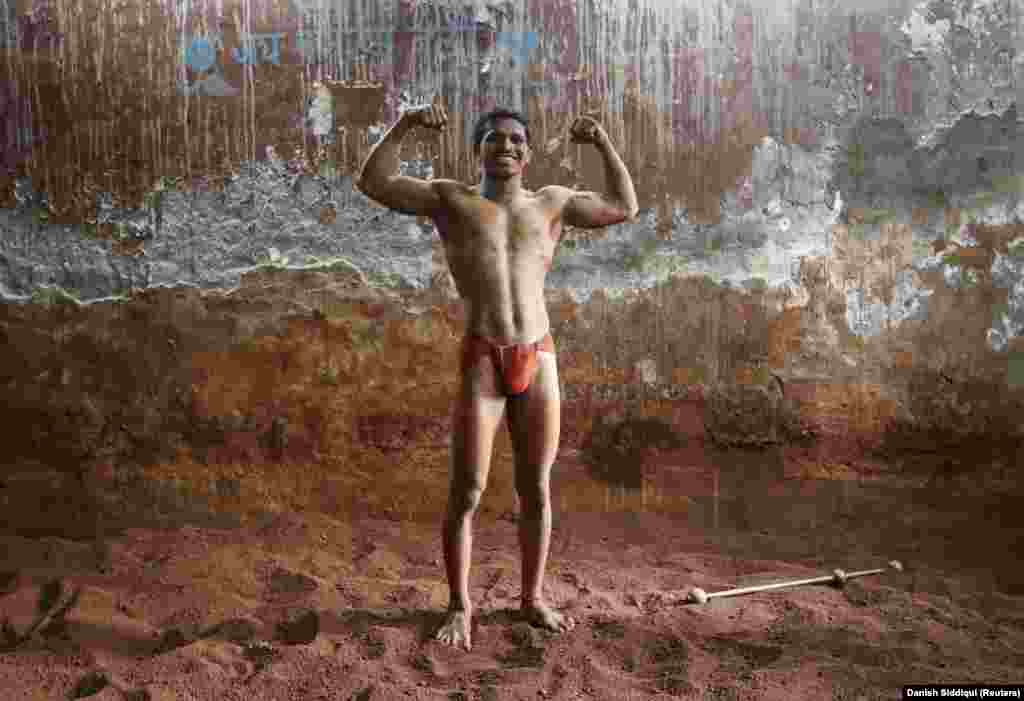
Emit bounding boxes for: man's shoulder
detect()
[431,179,473,195]
[536,184,572,200]
[535,184,576,210]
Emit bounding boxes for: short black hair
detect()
[472,108,531,154]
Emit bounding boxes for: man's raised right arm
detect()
[355,101,448,217]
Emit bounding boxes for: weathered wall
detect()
[1,0,1022,531]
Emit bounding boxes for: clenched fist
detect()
[404,96,448,130]
[569,115,608,146]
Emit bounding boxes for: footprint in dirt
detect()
[274,608,319,645]
[410,646,460,681]
[644,633,694,695]
[263,566,318,600]
[843,581,892,608]
[590,616,627,641]
[497,622,547,668]
[385,584,431,609]
[471,670,505,700]
[201,616,260,644]
[67,670,109,699]
[701,635,783,671]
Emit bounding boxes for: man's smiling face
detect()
[479,117,531,178]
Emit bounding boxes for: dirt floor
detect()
[2,445,1023,700]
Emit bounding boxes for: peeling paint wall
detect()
[1,0,1023,512]
[0,0,1018,303]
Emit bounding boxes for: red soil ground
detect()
[2,446,1022,700]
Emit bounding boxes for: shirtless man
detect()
[356,97,639,651]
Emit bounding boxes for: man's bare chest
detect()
[434,190,560,261]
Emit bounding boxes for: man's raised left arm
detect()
[592,126,639,219]
[551,116,639,229]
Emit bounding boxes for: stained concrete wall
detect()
[0,0,1022,530]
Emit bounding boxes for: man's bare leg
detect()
[435,353,506,651]
[506,351,576,633]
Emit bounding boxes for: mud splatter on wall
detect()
[0,0,1019,322]
[0,0,972,228]
[0,0,321,224]
[0,0,1021,536]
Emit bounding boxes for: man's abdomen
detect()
[461,286,549,346]
[449,252,550,344]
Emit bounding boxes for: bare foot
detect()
[521,600,576,633]
[434,608,472,651]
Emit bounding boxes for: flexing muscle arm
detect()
[358,172,445,217]
[355,104,448,217]
[549,117,639,229]
[544,186,637,230]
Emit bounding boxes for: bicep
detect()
[357,175,443,217]
[561,189,631,229]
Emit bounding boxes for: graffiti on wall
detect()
[180,27,538,98]
[0,0,63,51]
[16,5,63,51]
[0,79,46,175]
[0,0,60,174]
[181,31,289,96]
[177,0,540,94]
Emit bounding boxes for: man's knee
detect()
[449,481,486,515]
[514,475,550,512]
